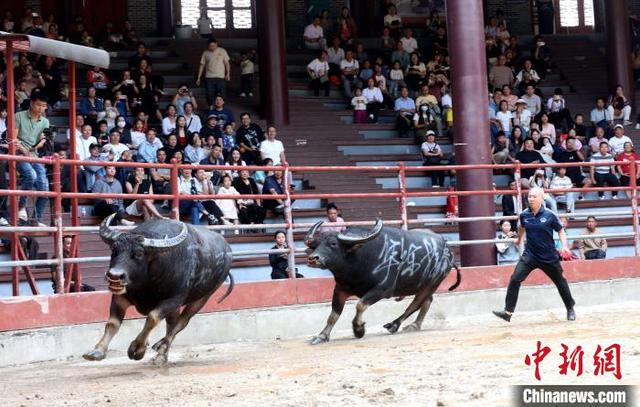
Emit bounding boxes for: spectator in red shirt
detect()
[616,142,640,198]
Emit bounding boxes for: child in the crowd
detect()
[351,87,367,124]
[240,51,255,97]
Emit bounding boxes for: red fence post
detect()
[398,162,408,230]
[170,159,180,220]
[68,61,82,292]
[5,41,19,296]
[52,156,65,293]
[283,163,297,278]
[630,160,639,256]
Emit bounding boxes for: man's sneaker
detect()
[0,217,8,226]
[599,196,605,200]
[492,310,512,322]
[567,308,576,321]
[207,214,218,224]
[635,123,640,130]
[160,200,170,210]
[120,219,135,226]
[612,195,618,199]
[18,208,28,222]
[623,120,633,126]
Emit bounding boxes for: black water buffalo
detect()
[305,219,460,344]
[83,213,234,365]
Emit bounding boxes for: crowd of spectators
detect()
[0,8,287,230]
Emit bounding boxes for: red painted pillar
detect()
[446,0,496,266]
[256,0,290,126]
[605,0,634,104]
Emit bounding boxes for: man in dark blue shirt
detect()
[493,187,576,322]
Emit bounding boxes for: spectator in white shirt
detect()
[608,124,633,156]
[590,97,612,128]
[340,50,361,101]
[400,28,418,54]
[546,88,573,130]
[327,37,345,77]
[307,50,330,97]
[362,78,384,123]
[183,102,202,133]
[303,16,327,50]
[66,114,84,141]
[260,126,286,165]
[101,130,130,162]
[550,167,577,214]
[521,85,541,116]
[76,124,98,161]
[383,4,402,39]
[496,100,513,136]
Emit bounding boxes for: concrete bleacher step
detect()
[355,160,423,167]
[289,88,344,98]
[340,115,395,124]
[375,173,513,189]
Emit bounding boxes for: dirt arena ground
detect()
[2,301,638,407]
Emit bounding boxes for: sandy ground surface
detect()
[1,302,639,407]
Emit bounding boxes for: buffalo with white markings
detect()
[304,219,461,344]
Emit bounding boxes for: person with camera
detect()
[532,35,553,78]
[514,60,540,95]
[87,66,110,99]
[546,88,573,130]
[172,84,198,117]
[20,65,46,97]
[111,70,139,104]
[307,50,331,97]
[269,231,304,279]
[13,90,50,226]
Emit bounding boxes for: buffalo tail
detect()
[217,272,235,303]
[447,264,461,291]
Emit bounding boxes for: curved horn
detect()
[337,219,383,245]
[141,221,189,250]
[304,221,324,245]
[99,213,123,245]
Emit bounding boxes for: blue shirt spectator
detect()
[137,131,163,163]
[394,95,415,112]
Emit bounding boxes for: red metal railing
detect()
[0,154,637,296]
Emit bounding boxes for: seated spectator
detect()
[395,87,416,137]
[616,142,639,198]
[260,126,286,165]
[94,120,110,146]
[426,51,448,76]
[362,78,384,123]
[178,168,230,225]
[307,50,331,97]
[391,41,410,71]
[137,129,163,163]
[81,143,108,192]
[513,99,532,136]
[588,126,609,154]
[124,167,165,221]
[80,86,103,126]
[590,97,612,129]
[575,216,607,260]
[111,70,138,104]
[414,102,440,139]
[405,53,427,96]
[400,28,418,54]
[150,149,171,207]
[550,166,577,215]
[421,131,445,187]
[116,150,134,188]
[129,119,147,150]
[20,64,46,96]
[163,133,181,161]
[76,124,98,163]
[113,91,129,119]
[514,60,540,94]
[555,138,593,193]
[161,104,178,137]
[358,59,373,82]
[539,112,556,144]
[521,85,542,117]
[254,158,273,189]
[538,136,556,177]
[233,169,266,226]
[570,113,588,142]
[383,4,402,39]
[236,112,264,165]
[174,116,190,148]
[489,55,514,90]
[269,231,303,279]
[388,60,405,99]
[128,41,153,71]
[262,170,286,215]
[337,6,357,44]
[560,130,583,152]
[501,85,518,111]
[135,74,162,122]
[92,166,135,226]
[515,138,545,188]
[184,133,207,164]
[210,95,236,130]
[528,169,557,212]
[492,131,515,164]
[546,88,573,130]
[220,123,238,160]
[590,141,620,199]
[132,59,164,95]
[102,130,129,162]
[87,66,110,99]
[609,124,633,156]
[607,85,632,127]
[340,50,361,102]
[97,99,119,130]
[215,175,241,232]
[496,100,513,137]
[327,37,345,78]
[224,148,245,177]
[200,144,226,185]
[183,102,202,134]
[321,203,346,232]
[200,114,223,145]
[172,84,197,117]
[496,219,519,265]
[303,16,327,50]
[379,27,396,62]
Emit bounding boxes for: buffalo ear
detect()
[344,243,364,254]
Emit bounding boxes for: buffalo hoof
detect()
[353,322,366,339]
[402,322,421,332]
[150,353,168,366]
[383,321,400,334]
[82,349,106,361]
[128,340,148,361]
[310,334,329,345]
[151,338,168,353]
